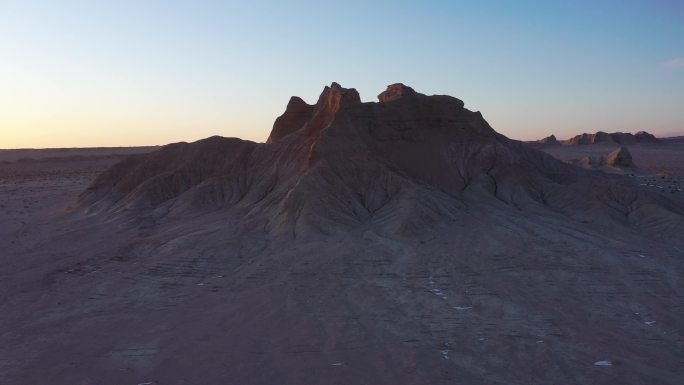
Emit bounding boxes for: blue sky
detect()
[1,0,683,148]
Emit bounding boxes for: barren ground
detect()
[0,142,683,384]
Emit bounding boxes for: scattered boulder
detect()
[603,146,635,168]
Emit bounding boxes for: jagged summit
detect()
[537,134,560,146]
[267,82,361,143]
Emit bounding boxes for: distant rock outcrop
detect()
[36,82,684,385]
[537,134,560,146]
[565,131,659,145]
[603,146,635,168]
[377,83,419,102]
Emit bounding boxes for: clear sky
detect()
[1,0,683,148]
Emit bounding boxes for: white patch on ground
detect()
[594,360,612,366]
[331,362,343,366]
[644,320,656,325]
[426,276,448,300]
[453,306,472,310]
[441,350,450,360]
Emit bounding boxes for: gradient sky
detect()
[1,0,683,148]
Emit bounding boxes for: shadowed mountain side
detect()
[79,83,684,241]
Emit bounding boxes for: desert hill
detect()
[535,134,561,146]
[80,83,681,238]
[2,83,684,385]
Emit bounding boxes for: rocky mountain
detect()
[3,83,684,385]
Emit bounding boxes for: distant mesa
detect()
[531,131,660,146]
[661,135,684,144]
[565,131,659,145]
[566,146,637,172]
[536,134,560,146]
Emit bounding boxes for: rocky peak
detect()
[604,146,635,168]
[316,82,361,112]
[267,82,360,143]
[377,83,418,102]
[565,131,659,146]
